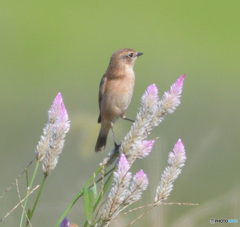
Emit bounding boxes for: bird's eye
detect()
[128,52,134,57]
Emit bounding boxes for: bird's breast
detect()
[100,71,135,122]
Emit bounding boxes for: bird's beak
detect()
[136,52,143,57]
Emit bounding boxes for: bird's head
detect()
[109,48,143,70]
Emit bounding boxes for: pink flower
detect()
[141,84,159,108]
[170,75,185,98]
[137,140,155,159]
[161,74,185,114]
[54,101,70,135]
[133,169,149,191]
[37,92,71,175]
[155,138,186,202]
[48,93,63,123]
[118,154,130,176]
[169,139,186,168]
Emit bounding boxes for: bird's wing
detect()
[98,74,107,123]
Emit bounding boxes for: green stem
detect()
[83,167,115,227]
[20,160,39,227]
[55,166,103,227]
[84,171,114,227]
[26,174,47,226]
[88,166,115,191]
[94,172,113,212]
[94,172,114,224]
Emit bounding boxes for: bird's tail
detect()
[95,121,111,152]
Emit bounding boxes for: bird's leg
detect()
[110,122,119,147]
[122,116,135,123]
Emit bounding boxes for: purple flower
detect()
[60,217,70,227]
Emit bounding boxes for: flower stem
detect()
[26,174,47,226]
[19,160,39,227]
[55,166,103,227]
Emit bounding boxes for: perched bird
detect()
[95,48,143,152]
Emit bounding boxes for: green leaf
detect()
[83,187,94,224]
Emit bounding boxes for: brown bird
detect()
[95,48,143,152]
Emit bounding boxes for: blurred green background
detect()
[1,1,239,226]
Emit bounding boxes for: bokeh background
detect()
[1,1,239,226]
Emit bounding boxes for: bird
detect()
[95,48,143,152]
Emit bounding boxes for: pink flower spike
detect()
[141,84,159,106]
[139,140,154,158]
[118,154,130,176]
[173,138,186,166]
[127,169,148,202]
[41,93,71,175]
[48,93,63,123]
[143,140,154,151]
[170,74,185,98]
[155,138,186,202]
[55,102,70,133]
[134,169,148,189]
[160,74,185,114]
[60,102,68,119]
[147,84,158,97]
[169,139,186,168]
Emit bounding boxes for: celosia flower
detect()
[103,76,185,167]
[155,139,186,203]
[102,154,132,222]
[42,95,70,175]
[35,93,70,175]
[120,84,159,159]
[127,140,154,165]
[136,140,154,159]
[154,74,185,125]
[168,138,186,168]
[100,76,187,226]
[102,155,149,224]
[120,76,184,164]
[125,169,149,204]
[142,84,159,108]
[48,93,63,123]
